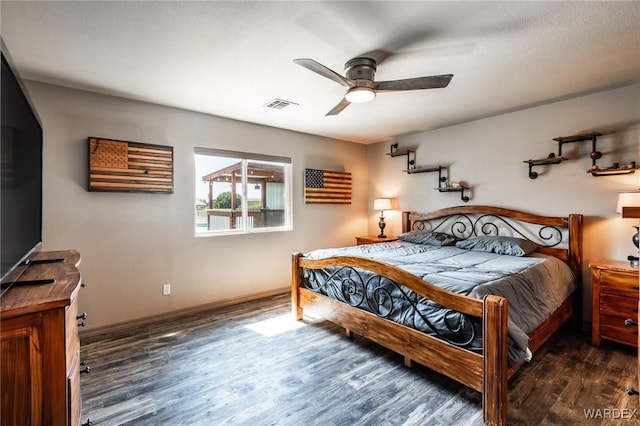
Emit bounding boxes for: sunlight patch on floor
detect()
[245,313,306,337]
[302,310,324,324]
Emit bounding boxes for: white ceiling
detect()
[2,1,639,144]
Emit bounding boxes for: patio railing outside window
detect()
[194,148,292,235]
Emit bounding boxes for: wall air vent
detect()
[264,98,299,110]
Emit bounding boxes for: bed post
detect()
[402,211,411,233]
[292,253,304,320]
[483,295,508,426]
[567,214,583,284]
[568,214,583,330]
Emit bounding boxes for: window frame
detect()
[194,147,292,237]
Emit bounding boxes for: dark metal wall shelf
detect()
[387,143,470,202]
[436,186,470,202]
[406,165,445,175]
[523,153,567,179]
[587,164,638,177]
[553,132,602,157]
[524,131,638,179]
[386,145,416,171]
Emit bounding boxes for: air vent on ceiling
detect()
[264,98,299,110]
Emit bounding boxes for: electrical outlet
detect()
[163,283,171,296]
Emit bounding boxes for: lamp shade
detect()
[373,198,392,211]
[616,190,640,214]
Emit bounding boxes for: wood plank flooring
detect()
[80,293,639,425]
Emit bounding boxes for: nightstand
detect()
[590,258,640,347]
[355,236,398,245]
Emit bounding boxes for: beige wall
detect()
[27,81,368,331]
[367,83,640,320]
[24,81,639,330]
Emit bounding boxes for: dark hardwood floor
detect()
[80,293,639,425]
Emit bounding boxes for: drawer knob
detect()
[82,419,93,426]
[80,362,91,375]
[76,312,88,320]
[624,318,638,327]
[78,321,86,327]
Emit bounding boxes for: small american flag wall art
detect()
[304,168,351,204]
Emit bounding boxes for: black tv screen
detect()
[1,43,43,289]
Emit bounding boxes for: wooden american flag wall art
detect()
[88,137,173,193]
[304,168,351,204]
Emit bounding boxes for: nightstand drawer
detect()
[599,270,640,297]
[600,315,638,347]
[600,293,638,320]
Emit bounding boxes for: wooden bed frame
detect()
[291,206,583,426]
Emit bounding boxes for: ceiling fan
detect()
[293,56,453,116]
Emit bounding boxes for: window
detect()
[194,148,292,235]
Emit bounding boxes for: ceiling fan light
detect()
[345,87,376,103]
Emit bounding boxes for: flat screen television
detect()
[0,40,43,295]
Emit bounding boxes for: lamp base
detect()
[631,226,639,267]
[378,216,386,238]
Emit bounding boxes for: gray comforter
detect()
[302,241,577,365]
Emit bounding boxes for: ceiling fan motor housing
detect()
[345,57,377,82]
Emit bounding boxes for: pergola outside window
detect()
[195,148,291,235]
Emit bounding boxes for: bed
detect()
[291,205,582,426]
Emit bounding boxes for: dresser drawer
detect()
[65,298,80,372]
[67,356,81,426]
[599,270,640,298]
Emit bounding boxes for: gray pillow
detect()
[455,235,538,256]
[398,231,458,246]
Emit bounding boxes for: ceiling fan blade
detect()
[374,74,453,92]
[326,98,351,116]
[293,58,353,88]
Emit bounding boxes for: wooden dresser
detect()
[590,258,640,348]
[1,250,84,426]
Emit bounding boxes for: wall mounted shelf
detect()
[386,145,416,171]
[523,131,638,179]
[587,163,638,177]
[387,143,471,202]
[436,186,470,202]
[523,153,568,179]
[553,132,602,161]
[406,165,446,177]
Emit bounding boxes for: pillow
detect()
[398,231,458,246]
[455,235,538,256]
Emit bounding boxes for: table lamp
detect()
[616,190,640,267]
[373,198,392,238]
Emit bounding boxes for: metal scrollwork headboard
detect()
[401,206,583,284]
[410,213,564,248]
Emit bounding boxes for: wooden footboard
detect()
[291,253,509,425]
